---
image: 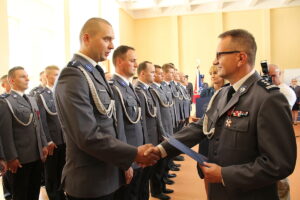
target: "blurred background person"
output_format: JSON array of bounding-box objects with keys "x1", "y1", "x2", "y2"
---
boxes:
[
  {"x1": 29, "y1": 71, "x2": 47, "y2": 96},
  {"x1": 185, "y1": 75, "x2": 193, "y2": 103},
  {"x1": 1, "y1": 75, "x2": 11, "y2": 95},
  {"x1": 290, "y1": 78, "x2": 300, "y2": 125},
  {"x1": 268, "y1": 64, "x2": 296, "y2": 110},
  {"x1": 197, "y1": 65, "x2": 225, "y2": 197}
]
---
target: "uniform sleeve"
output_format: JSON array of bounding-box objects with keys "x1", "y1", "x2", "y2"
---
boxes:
[
  {"x1": 222, "y1": 92, "x2": 297, "y2": 190},
  {"x1": 161, "y1": 119, "x2": 205, "y2": 157},
  {"x1": 0, "y1": 136, "x2": 5, "y2": 160},
  {"x1": 0, "y1": 100, "x2": 18, "y2": 161},
  {"x1": 55, "y1": 67, "x2": 136, "y2": 170}
]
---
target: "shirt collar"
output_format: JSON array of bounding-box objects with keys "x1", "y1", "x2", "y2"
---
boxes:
[
  {"x1": 75, "y1": 52, "x2": 98, "y2": 67},
  {"x1": 46, "y1": 85, "x2": 54, "y2": 92},
  {"x1": 232, "y1": 69, "x2": 255, "y2": 92},
  {"x1": 115, "y1": 73, "x2": 130, "y2": 86},
  {"x1": 153, "y1": 82, "x2": 161, "y2": 87},
  {"x1": 11, "y1": 89, "x2": 24, "y2": 97},
  {"x1": 138, "y1": 80, "x2": 150, "y2": 89}
]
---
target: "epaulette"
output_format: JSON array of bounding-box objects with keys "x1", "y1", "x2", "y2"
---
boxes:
[
  {"x1": 35, "y1": 88, "x2": 45, "y2": 95},
  {"x1": 257, "y1": 79, "x2": 279, "y2": 92},
  {"x1": 135, "y1": 86, "x2": 142, "y2": 90},
  {"x1": 0, "y1": 93, "x2": 10, "y2": 99},
  {"x1": 67, "y1": 60, "x2": 93, "y2": 73},
  {"x1": 108, "y1": 80, "x2": 115, "y2": 85}
]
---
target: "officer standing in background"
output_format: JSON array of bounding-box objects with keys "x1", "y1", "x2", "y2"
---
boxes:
[
  {"x1": 0, "y1": 75, "x2": 12, "y2": 200},
  {"x1": 1, "y1": 75, "x2": 11, "y2": 95},
  {"x1": 111, "y1": 45, "x2": 147, "y2": 200},
  {"x1": 161, "y1": 64, "x2": 177, "y2": 132},
  {"x1": 178, "y1": 72, "x2": 191, "y2": 126},
  {"x1": 36, "y1": 65, "x2": 66, "y2": 200},
  {"x1": 150, "y1": 65, "x2": 175, "y2": 200},
  {"x1": 135, "y1": 61, "x2": 168, "y2": 200},
  {"x1": 29, "y1": 71, "x2": 47, "y2": 96},
  {"x1": 0, "y1": 98, "x2": 8, "y2": 175},
  {"x1": 0, "y1": 66, "x2": 48, "y2": 200}
]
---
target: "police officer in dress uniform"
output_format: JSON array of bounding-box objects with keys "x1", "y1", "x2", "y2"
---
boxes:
[
  {"x1": 147, "y1": 29, "x2": 297, "y2": 200},
  {"x1": 0, "y1": 75, "x2": 13, "y2": 200},
  {"x1": 29, "y1": 71, "x2": 47, "y2": 96},
  {"x1": 134, "y1": 61, "x2": 168, "y2": 200},
  {"x1": 54, "y1": 18, "x2": 158, "y2": 200},
  {"x1": 0, "y1": 66, "x2": 48, "y2": 200},
  {"x1": 150, "y1": 65, "x2": 175, "y2": 200},
  {"x1": 178, "y1": 72, "x2": 192, "y2": 126},
  {"x1": 110, "y1": 45, "x2": 148, "y2": 200},
  {"x1": 0, "y1": 94, "x2": 8, "y2": 176},
  {"x1": 36, "y1": 65, "x2": 66, "y2": 200}
]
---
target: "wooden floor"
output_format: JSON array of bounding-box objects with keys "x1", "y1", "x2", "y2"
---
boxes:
[{"x1": 1, "y1": 125, "x2": 299, "y2": 200}]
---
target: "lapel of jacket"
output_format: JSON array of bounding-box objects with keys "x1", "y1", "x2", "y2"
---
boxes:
[
  {"x1": 218, "y1": 72, "x2": 261, "y2": 118},
  {"x1": 12, "y1": 91, "x2": 31, "y2": 109},
  {"x1": 73, "y1": 55, "x2": 108, "y2": 90}
]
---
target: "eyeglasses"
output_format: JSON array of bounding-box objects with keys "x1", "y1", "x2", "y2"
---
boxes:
[{"x1": 216, "y1": 51, "x2": 241, "y2": 60}]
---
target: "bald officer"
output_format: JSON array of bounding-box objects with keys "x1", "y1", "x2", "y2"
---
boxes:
[
  {"x1": 54, "y1": 18, "x2": 158, "y2": 200},
  {"x1": 0, "y1": 66, "x2": 48, "y2": 200}
]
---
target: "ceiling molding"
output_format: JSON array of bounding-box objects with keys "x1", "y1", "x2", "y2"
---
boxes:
[{"x1": 116, "y1": 0, "x2": 300, "y2": 19}]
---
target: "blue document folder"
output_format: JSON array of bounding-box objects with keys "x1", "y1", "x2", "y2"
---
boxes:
[{"x1": 164, "y1": 136, "x2": 208, "y2": 166}]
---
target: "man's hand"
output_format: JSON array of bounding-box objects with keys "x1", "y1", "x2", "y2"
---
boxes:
[
  {"x1": 199, "y1": 162, "x2": 222, "y2": 183},
  {"x1": 124, "y1": 167, "x2": 133, "y2": 184},
  {"x1": 42, "y1": 147, "x2": 48, "y2": 162},
  {"x1": 7, "y1": 159, "x2": 22, "y2": 174},
  {"x1": 47, "y1": 142, "x2": 57, "y2": 156},
  {"x1": 144, "y1": 146, "x2": 161, "y2": 157},
  {"x1": 0, "y1": 160, "x2": 7, "y2": 176},
  {"x1": 135, "y1": 144, "x2": 160, "y2": 167}
]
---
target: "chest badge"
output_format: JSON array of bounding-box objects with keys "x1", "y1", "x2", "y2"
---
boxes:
[{"x1": 225, "y1": 118, "x2": 232, "y2": 127}]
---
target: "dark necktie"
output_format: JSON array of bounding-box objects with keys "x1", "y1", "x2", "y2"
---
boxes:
[
  {"x1": 129, "y1": 83, "x2": 134, "y2": 91},
  {"x1": 23, "y1": 94, "x2": 30, "y2": 104},
  {"x1": 227, "y1": 86, "x2": 235, "y2": 103},
  {"x1": 95, "y1": 65, "x2": 105, "y2": 79},
  {"x1": 95, "y1": 64, "x2": 110, "y2": 88}
]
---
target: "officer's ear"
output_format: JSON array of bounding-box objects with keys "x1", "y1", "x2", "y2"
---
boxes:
[
  {"x1": 116, "y1": 57, "x2": 123, "y2": 66},
  {"x1": 238, "y1": 52, "x2": 247, "y2": 66}
]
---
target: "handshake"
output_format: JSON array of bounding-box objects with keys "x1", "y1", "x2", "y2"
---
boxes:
[{"x1": 134, "y1": 144, "x2": 162, "y2": 167}]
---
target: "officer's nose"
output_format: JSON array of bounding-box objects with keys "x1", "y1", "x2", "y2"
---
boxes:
[{"x1": 213, "y1": 58, "x2": 219, "y2": 66}]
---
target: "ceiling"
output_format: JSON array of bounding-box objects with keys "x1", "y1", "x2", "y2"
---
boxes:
[{"x1": 116, "y1": 0, "x2": 300, "y2": 18}]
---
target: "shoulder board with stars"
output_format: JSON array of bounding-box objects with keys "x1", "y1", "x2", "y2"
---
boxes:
[
  {"x1": 135, "y1": 86, "x2": 142, "y2": 91},
  {"x1": 0, "y1": 93, "x2": 10, "y2": 99},
  {"x1": 67, "y1": 60, "x2": 93, "y2": 73},
  {"x1": 257, "y1": 79, "x2": 279, "y2": 92},
  {"x1": 108, "y1": 80, "x2": 115, "y2": 85}
]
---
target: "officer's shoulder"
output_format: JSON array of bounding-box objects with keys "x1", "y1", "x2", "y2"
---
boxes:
[
  {"x1": 108, "y1": 80, "x2": 115, "y2": 86},
  {"x1": 0, "y1": 93, "x2": 10, "y2": 99},
  {"x1": 35, "y1": 87, "x2": 46, "y2": 95},
  {"x1": 67, "y1": 60, "x2": 94, "y2": 73},
  {"x1": 135, "y1": 86, "x2": 142, "y2": 91},
  {"x1": 257, "y1": 79, "x2": 279, "y2": 92}
]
